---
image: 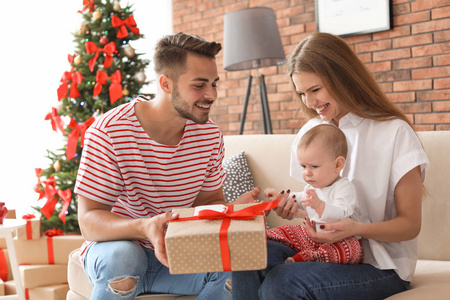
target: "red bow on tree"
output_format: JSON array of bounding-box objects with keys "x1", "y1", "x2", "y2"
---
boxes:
[
  {"x1": 66, "y1": 117, "x2": 96, "y2": 161},
  {"x1": 45, "y1": 107, "x2": 65, "y2": 134},
  {"x1": 93, "y1": 70, "x2": 123, "y2": 104},
  {"x1": 85, "y1": 41, "x2": 116, "y2": 72},
  {"x1": 57, "y1": 71, "x2": 83, "y2": 101},
  {"x1": 111, "y1": 15, "x2": 140, "y2": 38},
  {"x1": 40, "y1": 177, "x2": 58, "y2": 219},
  {"x1": 78, "y1": 0, "x2": 95, "y2": 13},
  {"x1": 57, "y1": 189, "x2": 72, "y2": 224},
  {"x1": 34, "y1": 168, "x2": 45, "y2": 200}
]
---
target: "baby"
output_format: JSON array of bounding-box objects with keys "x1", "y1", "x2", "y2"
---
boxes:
[{"x1": 267, "y1": 124, "x2": 363, "y2": 264}]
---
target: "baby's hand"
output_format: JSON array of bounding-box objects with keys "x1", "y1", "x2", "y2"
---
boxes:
[{"x1": 300, "y1": 189, "x2": 325, "y2": 216}]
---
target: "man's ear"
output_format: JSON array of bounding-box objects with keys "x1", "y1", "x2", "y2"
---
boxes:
[
  {"x1": 335, "y1": 156, "x2": 346, "y2": 173},
  {"x1": 159, "y1": 74, "x2": 172, "y2": 94}
]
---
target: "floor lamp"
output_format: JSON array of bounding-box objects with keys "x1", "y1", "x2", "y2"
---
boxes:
[{"x1": 223, "y1": 7, "x2": 285, "y2": 134}]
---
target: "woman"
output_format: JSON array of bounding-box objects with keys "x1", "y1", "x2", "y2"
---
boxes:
[{"x1": 232, "y1": 32, "x2": 429, "y2": 300}]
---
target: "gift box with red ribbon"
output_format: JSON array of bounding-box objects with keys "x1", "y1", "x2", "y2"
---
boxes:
[
  {"x1": 4, "y1": 280, "x2": 69, "y2": 300},
  {"x1": 19, "y1": 264, "x2": 68, "y2": 289},
  {"x1": 16, "y1": 214, "x2": 42, "y2": 240},
  {"x1": 13, "y1": 234, "x2": 84, "y2": 265},
  {"x1": 165, "y1": 200, "x2": 278, "y2": 274}
]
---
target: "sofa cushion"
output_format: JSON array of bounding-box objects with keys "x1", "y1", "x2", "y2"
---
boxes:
[
  {"x1": 385, "y1": 260, "x2": 450, "y2": 299},
  {"x1": 222, "y1": 151, "x2": 255, "y2": 202}
]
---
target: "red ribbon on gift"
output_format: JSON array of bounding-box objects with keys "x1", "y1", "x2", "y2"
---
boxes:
[
  {"x1": 22, "y1": 214, "x2": 36, "y2": 240},
  {"x1": 47, "y1": 236, "x2": 55, "y2": 264},
  {"x1": 45, "y1": 227, "x2": 64, "y2": 237},
  {"x1": 0, "y1": 249, "x2": 7, "y2": 281},
  {"x1": 93, "y1": 70, "x2": 123, "y2": 103},
  {"x1": 111, "y1": 15, "x2": 140, "y2": 38},
  {"x1": 57, "y1": 71, "x2": 83, "y2": 101},
  {"x1": 45, "y1": 107, "x2": 65, "y2": 133},
  {"x1": 85, "y1": 41, "x2": 116, "y2": 72},
  {"x1": 170, "y1": 199, "x2": 279, "y2": 271},
  {"x1": 66, "y1": 117, "x2": 95, "y2": 160}
]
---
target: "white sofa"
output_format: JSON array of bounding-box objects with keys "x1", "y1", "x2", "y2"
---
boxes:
[{"x1": 67, "y1": 132, "x2": 450, "y2": 300}]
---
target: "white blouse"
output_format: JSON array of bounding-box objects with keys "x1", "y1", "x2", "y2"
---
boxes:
[{"x1": 290, "y1": 113, "x2": 429, "y2": 281}]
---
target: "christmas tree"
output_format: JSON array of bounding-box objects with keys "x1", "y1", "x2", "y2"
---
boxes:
[{"x1": 34, "y1": 0, "x2": 150, "y2": 233}]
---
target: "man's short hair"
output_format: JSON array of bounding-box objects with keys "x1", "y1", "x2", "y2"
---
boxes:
[{"x1": 153, "y1": 32, "x2": 222, "y2": 80}]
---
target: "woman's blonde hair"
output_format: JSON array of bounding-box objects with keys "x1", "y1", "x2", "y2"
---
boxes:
[{"x1": 287, "y1": 32, "x2": 412, "y2": 128}]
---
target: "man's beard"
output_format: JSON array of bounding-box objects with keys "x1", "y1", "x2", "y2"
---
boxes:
[{"x1": 170, "y1": 84, "x2": 212, "y2": 124}]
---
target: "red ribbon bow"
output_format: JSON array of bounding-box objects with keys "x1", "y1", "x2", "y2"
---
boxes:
[
  {"x1": 34, "y1": 168, "x2": 45, "y2": 200},
  {"x1": 111, "y1": 15, "x2": 140, "y2": 38},
  {"x1": 93, "y1": 70, "x2": 123, "y2": 104},
  {"x1": 45, "y1": 107, "x2": 65, "y2": 134},
  {"x1": 170, "y1": 199, "x2": 279, "y2": 271},
  {"x1": 22, "y1": 214, "x2": 37, "y2": 239},
  {"x1": 57, "y1": 189, "x2": 72, "y2": 224},
  {"x1": 78, "y1": 0, "x2": 95, "y2": 13},
  {"x1": 57, "y1": 71, "x2": 83, "y2": 101},
  {"x1": 85, "y1": 41, "x2": 116, "y2": 72},
  {"x1": 171, "y1": 200, "x2": 279, "y2": 223},
  {"x1": 40, "y1": 177, "x2": 58, "y2": 219},
  {"x1": 66, "y1": 117, "x2": 95, "y2": 161},
  {"x1": 44, "y1": 227, "x2": 64, "y2": 237},
  {"x1": 22, "y1": 214, "x2": 36, "y2": 220}
]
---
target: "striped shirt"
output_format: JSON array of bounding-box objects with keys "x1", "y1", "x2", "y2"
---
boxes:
[{"x1": 75, "y1": 97, "x2": 226, "y2": 254}]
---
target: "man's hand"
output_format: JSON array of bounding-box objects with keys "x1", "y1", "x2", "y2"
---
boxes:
[
  {"x1": 233, "y1": 187, "x2": 261, "y2": 204},
  {"x1": 142, "y1": 212, "x2": 179, "y2": 267}
]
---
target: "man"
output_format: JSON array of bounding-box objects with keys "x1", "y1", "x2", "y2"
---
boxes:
[{"x1": 75, "y1": 32, "x2": 259, "y2": 299}]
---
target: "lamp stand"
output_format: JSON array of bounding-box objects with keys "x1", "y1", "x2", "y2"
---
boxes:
[{"x1": 238, "y1": 74, "x2": 273, "y2": 135}]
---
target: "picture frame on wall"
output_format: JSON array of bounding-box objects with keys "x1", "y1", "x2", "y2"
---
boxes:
[{"x1": 315, "y1": 0, "x2": 392, "y2": 37}]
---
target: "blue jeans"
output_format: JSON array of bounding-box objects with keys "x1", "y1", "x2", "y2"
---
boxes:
[
  {"x1": 84, "y1": 241, "x2": 231, "y2": 300},
  {"x1": 232, "y1": 241, "x2": 410, "y2": 300}
]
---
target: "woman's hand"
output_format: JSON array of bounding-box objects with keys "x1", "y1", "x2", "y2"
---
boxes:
[
  {"x1": 304, "y1": 217, "x2": 357, "y2": 244},
  {"x1": 271, "y1": 190, "x2": 301, "y2": 220}
]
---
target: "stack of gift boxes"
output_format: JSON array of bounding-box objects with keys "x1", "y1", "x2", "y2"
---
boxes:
[{"x1": 0, "y1": 210, "x2": 84, "y2": 300}]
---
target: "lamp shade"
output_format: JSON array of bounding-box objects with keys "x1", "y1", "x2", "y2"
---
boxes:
[{"x1": 223, "y1": 7, "x2": 285, "y2": 71}]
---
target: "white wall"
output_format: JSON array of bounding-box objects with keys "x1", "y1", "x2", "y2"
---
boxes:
[{"x1": 0, "y1": 0, "x2": 172, "y2": 216}]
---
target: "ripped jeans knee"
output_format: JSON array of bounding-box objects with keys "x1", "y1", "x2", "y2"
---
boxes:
[{"x1": 108, "y1": 275, "x2": 139, "y2": 296}]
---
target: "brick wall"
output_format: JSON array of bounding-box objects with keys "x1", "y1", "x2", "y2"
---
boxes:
[{"x1": 172, "y1": 0, "x2": 450, "y2": 134}]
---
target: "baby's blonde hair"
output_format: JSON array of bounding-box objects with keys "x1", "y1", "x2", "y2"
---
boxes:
[{"x1": 298, "y1": 124, "x2": 347, "y2": 159}]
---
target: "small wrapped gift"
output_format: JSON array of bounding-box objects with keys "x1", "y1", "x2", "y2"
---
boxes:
[
  {"x1": 14, "y1": 234, "x2": 84, "y2": 265},
  {"x1": 4, "y1": 281, "x2": 69, "y2": 300},
  {"x1": 165, "y1": 200, "x2": 278, "y2": 274},
  {"x1": 27, "y1": 284, "x2": 69, "y2": 300},
  {"x1": 16, "y1": 214, "x2": 42, "y2": 240},
  {"x1": 19, "y1": 264, "x2": 68, "y2": 289}
]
